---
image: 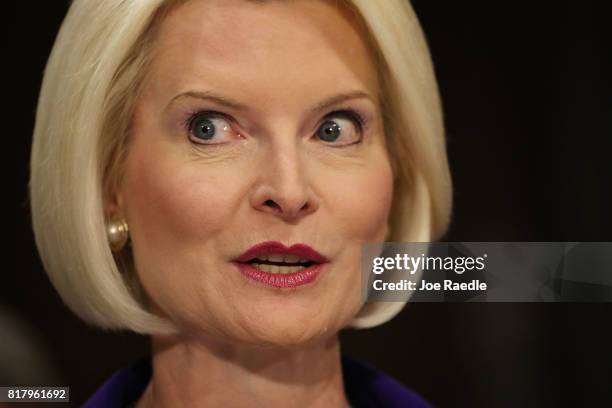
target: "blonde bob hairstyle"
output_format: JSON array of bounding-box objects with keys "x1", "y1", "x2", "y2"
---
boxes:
[{"x1": 30, "y1": 0, "x2": 452, "y2": 336}]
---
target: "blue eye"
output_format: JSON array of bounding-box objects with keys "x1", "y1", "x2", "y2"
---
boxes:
[
  {"x1": 187, "y1": 112, "x2": 232, "y2": 144},
  {"x1": 192, "y1": 116, "x2": 215, "y2": 140},
  {"x1": 318, "y1": 120, "x2": 342, "y2": 142},
  {"x1": 316, "y1": 112, "x2": 363, "y2": 146}
]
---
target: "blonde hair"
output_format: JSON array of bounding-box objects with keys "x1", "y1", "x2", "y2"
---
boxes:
[{"x1": 29, "y1": 0, "x2": 452, "y2": 335}]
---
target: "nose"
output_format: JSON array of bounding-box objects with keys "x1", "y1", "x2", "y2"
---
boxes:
[{"x1": 250, "y1": 138, "x2": 318, "y2": 223}]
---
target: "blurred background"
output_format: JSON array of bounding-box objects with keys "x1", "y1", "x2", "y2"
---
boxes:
[{"x1": 10, "y1": 0, "x2": 612, "y2": 406}]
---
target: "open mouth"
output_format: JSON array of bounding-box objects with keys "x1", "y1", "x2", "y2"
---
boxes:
[
  {"x1": 234, "y1": 241, "x2": 328, "y2": 286},
  {"x1": 245, "y1": 254, "x2": 317, "y2": 274}
]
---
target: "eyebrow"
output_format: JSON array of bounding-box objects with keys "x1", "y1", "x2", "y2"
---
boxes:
[
  {"x1": 167, "y1": 90, "x2": 375, "y2": 113},
  {"x1": 311, "y1": 91, "x2": 375, "y2": 113},
  {"x1": 167, "y1": 91, "x2": 248, "y2": 111}
]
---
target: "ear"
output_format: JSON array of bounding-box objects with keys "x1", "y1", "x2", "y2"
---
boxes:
[{"x1": 104, "y1": 182, "x2": 126, "y2": 217}]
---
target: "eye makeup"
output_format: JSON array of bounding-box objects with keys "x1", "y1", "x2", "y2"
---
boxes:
[{"x1": 167, "y1": 97, "x2": 378, "y2": 148}]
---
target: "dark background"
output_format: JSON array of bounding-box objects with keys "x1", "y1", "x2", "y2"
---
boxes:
[{"x1": 10, "y1": 1, "x2": 612, "y2": 407}]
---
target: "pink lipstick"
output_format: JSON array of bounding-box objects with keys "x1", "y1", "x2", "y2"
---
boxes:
[{"x1": 233, "y1": 241, "x2": 329, "y2": 288}]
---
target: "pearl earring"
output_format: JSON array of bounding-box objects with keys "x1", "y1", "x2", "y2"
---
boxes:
[{"x1": 106, "y1": 217, "x2": 129, "y2": 252}]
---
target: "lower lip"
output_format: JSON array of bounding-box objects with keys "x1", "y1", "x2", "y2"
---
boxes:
[{"x1": 233, "y1": 262, "x2": 326, "y2": 288}]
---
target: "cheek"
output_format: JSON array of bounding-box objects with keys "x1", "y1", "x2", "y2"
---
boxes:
[
  {"x1": 325, "y1": 153, "x2": 393, "y2": 241},
  {"x1": 119, "y1": 137, "x2": 250, "y2": 326},
  {"x1": 120, "y1": 140, "x2": 237, "y2": 257}
]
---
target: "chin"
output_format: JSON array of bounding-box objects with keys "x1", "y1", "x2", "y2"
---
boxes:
[
  {"x1": 221, "y1": 289, "x2": 361, "y2": 348},
  {"x1": 233, "y1": 312, "x2": 342, "y2": 349}
]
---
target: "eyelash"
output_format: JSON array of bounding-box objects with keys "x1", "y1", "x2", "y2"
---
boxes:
[
  {"x1": 183, "y1": 110, "x2": 230, "y2": 134},
  {"x1": 182, "y1": 108, "x2": 367, "y2": 143},
  {"x1": 326, "y1": 109, "x2": 366, "y2": 136}
]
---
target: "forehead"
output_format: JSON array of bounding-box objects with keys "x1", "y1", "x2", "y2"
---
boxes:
[{"x1": 148, "y1": 0, "x2": 380, "y2": 108}]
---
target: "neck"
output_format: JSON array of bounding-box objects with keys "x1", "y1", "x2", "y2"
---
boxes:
[{"x1": 136, "y1": 332, "x2": 351, "y2": 408}]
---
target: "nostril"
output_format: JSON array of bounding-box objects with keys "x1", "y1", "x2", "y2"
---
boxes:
[
  {"x1": 264, "y1": 199, "x2": 280, "y2": 211},
  {"x1": 260, "y1": 198, "x2": 313, "y2": 218}
]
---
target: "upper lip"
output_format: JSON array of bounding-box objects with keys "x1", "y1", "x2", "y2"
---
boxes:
[{"x1": 234, "y1": 241, "x2": 329, "y2": 264}]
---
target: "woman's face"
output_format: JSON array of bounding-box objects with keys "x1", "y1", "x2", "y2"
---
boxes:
[{"x1": 117, "y1": 0, "x2": 393, "y2": 346}]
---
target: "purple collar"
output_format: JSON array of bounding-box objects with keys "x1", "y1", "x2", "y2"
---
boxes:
[{"x1": 83, "y1": 355, "x2": 432, "y2": 408}]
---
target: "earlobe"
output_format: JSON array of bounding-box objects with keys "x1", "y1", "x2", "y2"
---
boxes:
[
  {"x1": 104, "y1": 186, "x2": 130, "y2": 252},
  {"x1": 105, "y1": 185, "x2": 125, "y2": 217}
]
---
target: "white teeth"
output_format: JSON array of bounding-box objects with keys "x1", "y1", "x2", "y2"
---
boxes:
[
  {"x1": 255, "y1": 254, "x2": 309, "y2": 264},
  {"x1": 251, "y1": 264, "x2": 307, "y2": 274},
  {"x1": 267, "y1": 254, "x2": 284, "y2": 263},
  {"x1": 257, "y1": 263, "x2": 272, "y2": 273},
  {"x1": 283, "y1": 254, "x2": 300, "y2": 263}
]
